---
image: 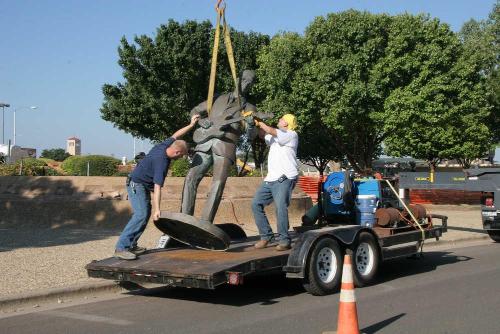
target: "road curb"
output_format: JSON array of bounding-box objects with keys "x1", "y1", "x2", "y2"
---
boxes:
[
  {"x1": 0, "y1": 280, "x2": 122, "y2": 313},
  {"x1": 425, "y1": 233, "x2": 491, "y2": 247}
]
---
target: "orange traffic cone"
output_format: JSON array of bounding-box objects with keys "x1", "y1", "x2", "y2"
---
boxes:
[
  {"x1": 323, "y1": 254, "x2": 361, "y2": 334},
  {"x1": 337, "y1": 254, "x2": 360, "y2": 333}
]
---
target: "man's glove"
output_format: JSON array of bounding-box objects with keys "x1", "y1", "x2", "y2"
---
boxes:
[{"x1": 244, "y1": 115, "x2": 255, "y2": 127}]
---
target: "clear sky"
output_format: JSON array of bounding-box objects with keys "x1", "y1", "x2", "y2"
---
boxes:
[{"x1": 0, "y1": 0, "x2": 496, "y2": 159}]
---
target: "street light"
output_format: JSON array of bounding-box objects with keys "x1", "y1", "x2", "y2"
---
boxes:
[
  {"x1": 133, "y1": 136, "x2": 136, "y2": 159},
  {"x1": 0, "y1": 102, "x2": 11, "y2": 144},
  {"x1": 13, "y1": 106, "x2": 37, "y2": 146}
]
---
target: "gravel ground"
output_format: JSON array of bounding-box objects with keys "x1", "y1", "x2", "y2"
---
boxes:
[
  {"x1": 0, "y1": 222, "x2": 262, "y2": 297},
  {"x1": 0, "y1": 205, "x2": 484, "y2": 298}
]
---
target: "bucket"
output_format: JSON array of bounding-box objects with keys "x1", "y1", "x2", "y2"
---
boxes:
[{"x1": 355, "y1": 195, "x2": 378, "y2": 227}]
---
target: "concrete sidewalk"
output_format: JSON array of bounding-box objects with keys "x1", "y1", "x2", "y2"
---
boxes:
[{"x1": 0, "y1": 204, "x2": 490, "y2": 312}]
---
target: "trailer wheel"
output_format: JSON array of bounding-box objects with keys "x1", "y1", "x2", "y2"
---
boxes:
[
  {"x1": 487, "y1": 230, "x2": 500, "y2": 242},
  {"x1": 303, "y1": 237, "x2": 343, "y2": 296},
  {"x1": 352, "y1": 232, "x2": 380, "y2": 287}
]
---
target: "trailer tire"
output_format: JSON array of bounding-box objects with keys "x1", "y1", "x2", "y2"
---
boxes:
[
  {"x1": 487, "y1": 230, "x2": 500, "y2": 242},
  {"x1": 303, "y1": 237, "x2": 343, "y2": 296},
  {"x1": 352, "y1": 232, "x2": 380, "y2": 287}
]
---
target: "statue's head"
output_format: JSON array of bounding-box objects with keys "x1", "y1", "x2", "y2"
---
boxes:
[{"x1": 239, "y1": 70, "x2": 256, "y2": 95}]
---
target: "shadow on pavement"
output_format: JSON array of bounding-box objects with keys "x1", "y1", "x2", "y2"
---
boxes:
[
  {"x1": 0, "y1": 228, "x2": 122, "y2": 251},
  {"x1": 376, "y1": 250, "x2": 473, "y2": 284},
  {"x1": 362, "y1": 313, "x2": 406, "y2": 334},
  {"x1": 126, "y1": 272, "x2": 305, "y2": 306},
  {"x1": 0, "y1": 177, "x2": 130, "y2": 250}
]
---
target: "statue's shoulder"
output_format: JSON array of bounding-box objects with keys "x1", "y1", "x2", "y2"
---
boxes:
[{"x1": 214, "y1": 92, "x2": 229, "y2": 101}]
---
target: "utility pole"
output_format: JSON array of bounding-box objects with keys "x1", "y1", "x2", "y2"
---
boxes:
[
  {"x1": 0, "y1": 102, "x2": 11, "y2": 144},
  {"x1": 13, "y1": 106, "x2": 37, "y2": 146}
]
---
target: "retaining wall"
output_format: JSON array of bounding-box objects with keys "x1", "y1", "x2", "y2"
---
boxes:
[{"x1": 0, "y1": 176, "x2": 312, "y2": 229}]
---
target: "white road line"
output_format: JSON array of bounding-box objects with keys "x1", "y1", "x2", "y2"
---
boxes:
[{"x1": 43, "y1": 310, "x2": 133, "y2": 326}]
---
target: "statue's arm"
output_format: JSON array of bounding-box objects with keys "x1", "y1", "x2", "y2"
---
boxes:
[
  {"x1": 190, "y1": 101, "x2": 208, "y2": 118},
  {"x1": 190, "y1": 101, "x2": 212, "y2": 129}
]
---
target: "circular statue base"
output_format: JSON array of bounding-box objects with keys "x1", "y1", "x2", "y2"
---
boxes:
[{"x1": 154, "y1": 212, "x2": 231, "y2": 250}]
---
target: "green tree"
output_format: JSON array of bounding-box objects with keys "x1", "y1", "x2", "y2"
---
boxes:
[
  {"x1": 41, "y1": 148, "x2": 70, "y2": 161},
  {"x1": 15, "y1": 158, "x2": 47, "y2": 176},
  {"x1": 256, "y1": 32, "x2": 344, "y2": 173},
  {"x1": 257, "y1": 14, "x2": 393, "y2": 173},
  {"x1": 61, "y1": 155, "x2": 120, "y2": 176},
  {"x1": 300, "y1": 12, "x2": 397, "y2": 173},
  {"x1": 384, "y1": 15, "x2": 491, "y2": 170},
  {"x1": 460, "y1": 1, "x2": 500, "y2": 143},
  {"x1": 170, "y1": 157, "x2": 190, "y2": 177},
  {"x1": 297, "y1": 119, "x2": 344, "y2": 175},
  {"x1": 101, "y1": 19, "x2": 269, "y2": 142},
  {"x1": 215, "y1": 30, "x2": 270, "y2": 101},
  {"x1": 101, "y1": 20, "x2": 212, "y2": 142},
  {"x1": 258, "y1": 11, "x2": 491, "y2": 172}
]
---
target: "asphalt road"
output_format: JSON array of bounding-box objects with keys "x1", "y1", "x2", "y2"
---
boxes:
[{"x1": 1, "y1": 240, "x2": 499, "y2": 334}]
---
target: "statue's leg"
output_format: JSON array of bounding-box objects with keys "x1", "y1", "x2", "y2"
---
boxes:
[
  {"x1": 201, "y1": 154, "x2": 232, "y2": 222},
  {"x1": 181, "y1": 151, "x2": 213, "y2": 216}
]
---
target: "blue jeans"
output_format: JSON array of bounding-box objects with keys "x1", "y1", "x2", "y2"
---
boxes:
[
  {"x1": 252, "y1": 178, "x2": 296, "y2": 245},
  {"x1": 116, "y1": 181, "x2": 151, "y2": 251}
]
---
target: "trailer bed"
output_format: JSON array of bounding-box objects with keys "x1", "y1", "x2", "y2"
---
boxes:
[
  {"x1": 87, "y1": 218, "x2": 447, "y2": 291},
  {"x1": 86, "y1": 236, "x2": 291, "y2": 289}
]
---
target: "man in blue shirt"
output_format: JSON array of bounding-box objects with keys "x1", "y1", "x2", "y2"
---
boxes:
[{"x1": 115, "y1": 115, "x2": 199, "y2": 260}]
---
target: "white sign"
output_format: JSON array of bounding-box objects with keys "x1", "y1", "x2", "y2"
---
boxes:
[{"x1": 0, "y1": 144, "x2": 9, "y2": 156}]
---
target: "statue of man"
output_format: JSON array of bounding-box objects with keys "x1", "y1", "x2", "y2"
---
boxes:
[{"x1": 181, "y1": 69, "x2": 257, "y2": 222}]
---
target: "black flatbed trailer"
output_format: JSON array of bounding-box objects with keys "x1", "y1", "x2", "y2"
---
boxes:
[
  {"x1": 399, "y1": 169, "x2": 500, "y2": 242},
  {"x1": 87, "y1": 235, "x2": 291, "y2": 289},
  {"x1": 86, "y1": 214, "x2": 447, "y2": 295}
]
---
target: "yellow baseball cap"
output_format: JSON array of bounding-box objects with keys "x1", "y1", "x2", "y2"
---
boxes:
[{"x1": 282, "y1": 114, "x2": 297, "y2": 130}]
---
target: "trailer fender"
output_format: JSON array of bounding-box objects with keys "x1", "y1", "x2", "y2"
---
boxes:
[{"x1": 284, "y1": 226, "x2": 368, "y2": 279}]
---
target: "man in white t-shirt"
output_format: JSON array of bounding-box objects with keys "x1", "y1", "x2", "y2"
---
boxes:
[{"x1": 252, "y1": 114, "x2": 299, "y2": 251}]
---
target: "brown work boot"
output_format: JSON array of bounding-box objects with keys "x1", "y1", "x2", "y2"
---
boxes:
[
  {"x1": 276, "y1": 243, "x2": 291, "y2": 251},
  {"x1": 254, "y1": 240, "x2": 269, "y2": 249},
  {"x1": 130, "y1": 246, "x2": 147, "y2": 255}
]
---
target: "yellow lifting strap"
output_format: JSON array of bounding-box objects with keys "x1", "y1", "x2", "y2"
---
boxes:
[{"x1": 207, "y1": 0, "x2": 240, "y2": 115}]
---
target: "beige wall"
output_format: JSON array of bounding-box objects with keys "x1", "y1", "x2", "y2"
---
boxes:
[{"x1": 0, "y1": 176, "x2": 312, "y2": 229}]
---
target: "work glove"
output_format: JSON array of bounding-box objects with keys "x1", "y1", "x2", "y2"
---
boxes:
[{"x1": 244, "y1": 115, "x2": 255, "y2": 127}]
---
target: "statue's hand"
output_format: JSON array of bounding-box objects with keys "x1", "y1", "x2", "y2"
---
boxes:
[
  {"x1": 198, "y1": 118, "x2": 213, "y2": 129},
  {"x1": 191, "y1": 108, "x2": 208, "y2": 119}
]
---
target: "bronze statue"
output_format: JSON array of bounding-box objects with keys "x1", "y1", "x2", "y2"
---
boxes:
[{"x1": 181, "y1": 69, "x2": 260, "y2": 223}]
